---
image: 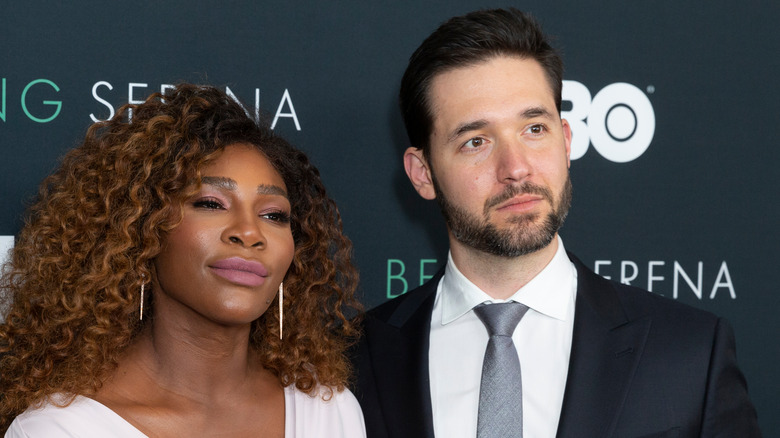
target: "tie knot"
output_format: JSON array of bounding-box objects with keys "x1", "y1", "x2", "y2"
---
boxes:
[{"x1": 474, "y1": 302, "x2": 529, "y2": 337}]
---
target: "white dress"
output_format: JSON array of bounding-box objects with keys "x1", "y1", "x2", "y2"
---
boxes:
[{"x1": 6, "y1": 385, "x2": 366, "y2": 437}]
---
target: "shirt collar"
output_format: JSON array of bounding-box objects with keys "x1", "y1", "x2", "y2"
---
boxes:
[{"x1": 440, "y1": 236, "x2": 576, "y2": 325}]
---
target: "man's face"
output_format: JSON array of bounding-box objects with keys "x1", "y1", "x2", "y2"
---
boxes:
[{"x1": 406, "y1": 56, "x2": 572, "y2": 258}]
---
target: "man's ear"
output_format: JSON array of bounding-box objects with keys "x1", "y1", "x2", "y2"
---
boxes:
[
  {"x1": 403, "y1": 147, "x2": 436, "y2": 200},
  {"x1": 562, "y1": 118, "x2": 572, "y2": 168}
]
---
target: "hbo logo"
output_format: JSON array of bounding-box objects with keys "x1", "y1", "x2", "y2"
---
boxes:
[{"x1": 563, "y1": 81, "x2": 656, "y2": 163}]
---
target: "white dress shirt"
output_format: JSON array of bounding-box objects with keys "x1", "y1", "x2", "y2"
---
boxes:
[{"x1": 429, "y1": 237, "x2": 577, "y2": 438}]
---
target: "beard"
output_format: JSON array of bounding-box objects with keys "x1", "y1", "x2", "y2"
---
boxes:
[{"x1": 434, "y1": 175, "x2": 572, "y2": 258}]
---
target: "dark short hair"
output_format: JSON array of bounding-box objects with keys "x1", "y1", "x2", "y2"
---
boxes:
[{"x1": 399, "y1": 8, "x2": 563, "y2": 158}]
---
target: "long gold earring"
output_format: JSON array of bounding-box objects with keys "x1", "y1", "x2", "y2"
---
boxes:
[
  {"x1": 278, "y1": 282, "x2": 283, "y2": 340},
  {"x1": 139, "y1": 278, "x2": 145, "y2": 321}
]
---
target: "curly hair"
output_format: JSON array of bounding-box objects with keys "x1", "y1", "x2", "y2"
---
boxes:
[{"x1": 0, "y1": 84, "x2": 361, "y2": 430}]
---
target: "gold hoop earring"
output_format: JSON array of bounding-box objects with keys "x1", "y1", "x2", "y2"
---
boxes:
[{"x1": 278, "y1": 281, "x2": 283, "y2": 340}]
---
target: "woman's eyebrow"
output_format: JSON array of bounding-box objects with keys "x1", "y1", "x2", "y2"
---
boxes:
[
  {"x1": 257, "y1": 184, "x2": 288, "y2": 198},
  {"x1": 201, "y1": 177, "x2": 288, "y2": 198},
  {"x1": 201, "y1": 176, "x2": 236, "y2": 190}
]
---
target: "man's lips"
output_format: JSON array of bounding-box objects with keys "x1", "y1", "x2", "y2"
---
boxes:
[
  {"x1": 495, "y1": 195, "x2": 544, "y2": 212},
  {"x1": 209, "y1": 257, "x2": 268, "y2": 287},
  {"x1": 483, "y1": 182, "x2": 553, "y2": 215}
]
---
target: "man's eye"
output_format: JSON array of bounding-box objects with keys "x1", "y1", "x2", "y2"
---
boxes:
[
  {"x1": 464, "y1": 137, "x2": 484, "y2": 148},
  {"x1": 529, "y1": 124, "x2": 546, "y2": 135}
]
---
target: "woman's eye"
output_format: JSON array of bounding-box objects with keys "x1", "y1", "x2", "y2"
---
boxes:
[
  {"x1": 193, "y1": 198, "x2": 224, "y2": 210},
  {"x1": 463, "y1": 137, "x2": 485, "y2": 148},
  {"x1": 263, "y1": 211, "x2": 291, "y2": 224}
]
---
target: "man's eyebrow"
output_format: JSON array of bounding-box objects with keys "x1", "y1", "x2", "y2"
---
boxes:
[
  {"x1": 446, "y1": 106, "x2": 555, "y2": 143},
  {"x1": 201, "y1": 177, "x2": 288, "y2": 199},
  {"x1": 522, "y1": 106, "x2": 554, "y2": 119},
  {"x1": 448, "y1": 119, "x2": 488, "y2": 143}
]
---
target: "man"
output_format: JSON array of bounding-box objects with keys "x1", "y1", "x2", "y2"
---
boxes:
[{"x1": 351, "y1": 8, "x2": 760, "y2": 438}]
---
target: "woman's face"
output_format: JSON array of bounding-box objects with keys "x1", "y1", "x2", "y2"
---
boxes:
[{"x1": 153, "y1": 143, "x2": 295, "y2": 326}]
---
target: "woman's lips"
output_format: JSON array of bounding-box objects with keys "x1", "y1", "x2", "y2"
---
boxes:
[{"x1": 209, "y1": 257, "x2": 268, "y2": 287}]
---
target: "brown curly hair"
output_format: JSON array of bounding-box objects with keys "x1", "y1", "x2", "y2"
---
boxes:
[{"x1": 0, "y1": 84, "x2": 361, "y2": 430}]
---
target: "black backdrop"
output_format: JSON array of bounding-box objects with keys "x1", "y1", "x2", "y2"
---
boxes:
[{"x1": 2, "y1": 1, "x2": 778, "y2": 434}]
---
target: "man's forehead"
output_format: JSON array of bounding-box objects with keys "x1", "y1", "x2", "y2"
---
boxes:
[
  {"x1": 428, "y1": 56, "x2": 557, "y2": 128},
  {"x1": 430, "y1": 55, "x2": 551, "y2": 89}
]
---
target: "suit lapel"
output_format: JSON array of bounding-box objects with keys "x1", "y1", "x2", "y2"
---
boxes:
[
  {"x1": 367, "y1": 256, "x2": 651, "y2": 438},
  {"x1": 368, "y1": 271, "x2": 441, "y2": 438},
  {"x1": 556, "y1": 255, "x2": 652, "y2": 438}
]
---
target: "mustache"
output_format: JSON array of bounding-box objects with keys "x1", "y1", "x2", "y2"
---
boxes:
[{"x1": 483, "y1": 182, "x2": 554, "y2": 215}]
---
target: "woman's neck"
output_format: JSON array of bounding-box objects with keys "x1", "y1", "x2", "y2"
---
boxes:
[{"x1": 93, "y1": 302, "x2": 284, "y2": 437}]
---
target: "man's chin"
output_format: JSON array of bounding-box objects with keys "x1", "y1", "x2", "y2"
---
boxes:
[{"x1": 491, "y1": 211, "x2": 542, "y2": 228}]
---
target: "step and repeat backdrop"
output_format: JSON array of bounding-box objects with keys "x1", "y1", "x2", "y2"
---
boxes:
[{"x1": 2, "y1": 1, "x2": 778, "y2": 433}]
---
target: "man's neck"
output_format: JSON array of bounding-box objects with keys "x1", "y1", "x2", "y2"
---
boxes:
[{"x1": 449, "y1": 234, "x2": 560, "y2": 300}]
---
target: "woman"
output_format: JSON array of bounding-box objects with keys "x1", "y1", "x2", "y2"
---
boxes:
[{"x1": 0, "y1": 84, "x2": 365, "y2": 437}]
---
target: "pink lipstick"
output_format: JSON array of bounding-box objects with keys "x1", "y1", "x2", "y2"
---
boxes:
[{"x1": 209, "y1": 257, "x2": 268, "y2": 287}]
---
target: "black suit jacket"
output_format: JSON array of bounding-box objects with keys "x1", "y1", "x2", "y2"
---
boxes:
[{"x1": 351, "y1": 253, "x2": 760, "y2": 438}]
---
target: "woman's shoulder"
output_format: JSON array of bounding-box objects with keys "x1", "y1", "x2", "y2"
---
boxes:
[
  {"x1": 6, "y1": 394, "x2": 147, "y2": 438},
  {"x1": 284, "y1": 385, "x2": 366, "y2": 438}
]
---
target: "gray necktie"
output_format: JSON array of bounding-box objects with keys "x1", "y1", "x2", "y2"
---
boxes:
[{"x1": 474, "y1": 302, "x2": 529, "y2": 438}]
